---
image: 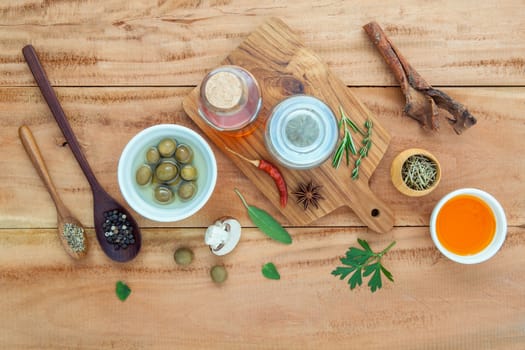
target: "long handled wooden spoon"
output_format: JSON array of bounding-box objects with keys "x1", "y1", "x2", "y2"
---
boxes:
[
  {"x1": 19, "y1": 125, "x2": 87, "y2": 259},
  {"x1": 22, "y1": 45, "x2": 142, "y2": 262}
]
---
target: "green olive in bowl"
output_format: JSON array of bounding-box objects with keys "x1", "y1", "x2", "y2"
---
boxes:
[
  {"x1": 180, "y1": 164, "x2": 198, "y2": 181},
  {"x1": 154, "y1": 185, "x2": 174, "y2": 204},
  {"x1": 158, "y1": 138, "x2": 177, "y2": 157},
  {"x1": 119, "y1": 124, "x2": 217, "y2": 221},
  {"x1": 145, "y1": 146, "x2": 161, "y2": 164},
  {"x1": 178, "y1": 181, "x2": 197, "y2": 201},
  {"x1": 135, "y1": 165, "x2": 152, "y2": 186},
  {"x1": 175, "y1": 144, "x2": 193, "y2": 164},
  {"x1": 155, "y1": 161, "x2": 179, "y2": 182}
]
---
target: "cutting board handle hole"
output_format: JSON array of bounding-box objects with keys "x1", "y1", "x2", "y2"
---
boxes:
[{"x1": 371, "y1": 208, "x2": 380, "y2": 217}]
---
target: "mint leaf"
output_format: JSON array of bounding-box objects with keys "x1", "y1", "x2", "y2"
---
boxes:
[
  {"x1": 262, "y1": 262, "x2": 281, "y2": 280},
  {"x1": 116, "y1": 281, "x2": 131, "y2": 301}
]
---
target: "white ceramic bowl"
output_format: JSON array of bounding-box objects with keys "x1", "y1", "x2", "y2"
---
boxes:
[
  {"x1": 430, "y1": 188, "x2": 507, "y2": 264},
  {"x1": 118, "y1": 124, "x2": 217, "y2": 222}
]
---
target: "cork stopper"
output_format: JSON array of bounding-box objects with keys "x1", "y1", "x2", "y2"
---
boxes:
[{"x1": 204, "y1": 71, "x2": 244, "y2": 110}]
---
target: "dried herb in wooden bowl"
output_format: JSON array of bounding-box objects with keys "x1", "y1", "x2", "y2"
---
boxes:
[{"x1": 402, "y1": 154, "x2": 438, "y2": 191}]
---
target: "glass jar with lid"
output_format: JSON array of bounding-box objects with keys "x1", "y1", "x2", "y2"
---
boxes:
[
  {"x1": 198, "y1": 65, "x2": 262, "y2": 137},
  {"x1": 264, "y1": 95, "x2": 338, "y2": 170}
]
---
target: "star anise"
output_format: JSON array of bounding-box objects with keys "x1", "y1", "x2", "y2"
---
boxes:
[{"x1": 293, "y1": 181, "x2": 324, "y2": 210}]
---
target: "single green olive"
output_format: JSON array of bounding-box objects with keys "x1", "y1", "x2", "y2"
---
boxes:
[
  {"x1": 180, "y1": 164, "x2": 198, "y2": 181},
  {"x1": 175, "y1": 144, "x2": 193, "y2": 164},
  {"x1": 210, "y1": 265, "x2": 228, "y2": 284},
  {"x1": 174, "y1": 247, "x2": 194, "y2": 266},
  {"x1": 158, "y1": 138, "x2": 177, "y2": 157},
  {"x1": 178, "y1": 181, "x2": 197, "y2": 201},
  {"x1": 155, "y1": 161, "x2": 178, "y2": 182},
  {"x1": 135, "y1": 165, "x2": 152, "y2": 186},
  {"x1": 145, "y1": 146, "x2": 160, "y2": 164},
  {"x1": 154, "y1": 185, "x2": 174, "y2": 204}
]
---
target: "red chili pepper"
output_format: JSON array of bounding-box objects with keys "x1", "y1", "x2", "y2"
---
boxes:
[{"x1": 226, "y1": 147, "x2": 288, "y2": 208}]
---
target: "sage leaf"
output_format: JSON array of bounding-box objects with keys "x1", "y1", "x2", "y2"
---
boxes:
[
  {"x1": 262, "y1": 262, "x2": 281, "y2": 280},
  {"x1": 235, "y1": 189, "x2": 292, "y2": 244},
  {"x1": 116, "y1": 280, "x2": 131, "y2": 301}
]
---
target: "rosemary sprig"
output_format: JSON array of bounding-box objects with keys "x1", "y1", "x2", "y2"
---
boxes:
[
  {"x1": 332, "y1": 106, "x2": 373, "y2": 180},
  {"x1": 351, "y1": 119, "x2": 373, "y2": 180},
  {"x1": 331, "y1": 239, "x2": 396, "y2": 293},
  {"x1": 332, "y1": 106, "x2": 358, "y2": 169}
]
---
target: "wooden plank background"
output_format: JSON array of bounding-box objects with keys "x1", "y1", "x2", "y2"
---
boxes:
[{"x1": 1, "y1": 0, "x2": 524, "y2": 349}]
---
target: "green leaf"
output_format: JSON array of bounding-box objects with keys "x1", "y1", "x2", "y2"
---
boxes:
[
  {"x1": 331, "y1": 266, "x2": 356, "y2": 279},
  {"x1": 332, "y1": 239, "x2": 395, "y2": 293},
  {"x1": 357, "y1": 238, "x2": 373, "y2": 253},
  {"x1": 248, "y1": 205, "x2": 292, "y2": 244},
  {"x1": 363, "y1": 262, "x2": 380, "y2": 277},
  {"x1": 348, "y1": 268, "x2": 363, "y2": 289},
  {"x1": 342, "y1": 248, "x2": 371, "y2": 266},
  {"x1": 346, "y1": 131, "x2": 357, "y2": 155},
  {"x1": 235, "y1": 189, "x2": 292, "y2": 244},
  {"x1": 351, "y1": 167, "x2": 359, "y2": 180},
  {"x1": 381, "y1": 265, "x2": 394, "y2": 282},
  {"x1": 116, "y1": 281, "x2": 131, "y2": 301},
  {"x1": 262, "y1": 262, "x2": 281, "y2": 280},
  {"x1": 368, "y1": 268, "x2": 383, "y2": 293}
]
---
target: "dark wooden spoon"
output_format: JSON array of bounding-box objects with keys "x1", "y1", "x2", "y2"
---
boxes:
[{"x1": 22, "y1": 45, "x2": 141, "y2": 262}]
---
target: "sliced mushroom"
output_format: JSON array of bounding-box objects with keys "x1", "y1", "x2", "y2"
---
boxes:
[{"x1": 204, "y1": 217, "x2": 241, "y2": 256}]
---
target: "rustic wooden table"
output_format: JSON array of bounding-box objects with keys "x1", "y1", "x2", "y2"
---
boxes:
[{"x1": 1, "y1": 1, "x2": 524, "y2": 349}]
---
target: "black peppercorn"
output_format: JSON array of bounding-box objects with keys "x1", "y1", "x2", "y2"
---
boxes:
[{"x1": 103, "y1": 209, "x2": 136, "y2": 250}]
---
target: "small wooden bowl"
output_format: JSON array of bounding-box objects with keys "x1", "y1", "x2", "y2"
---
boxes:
[{"x1": 390, "y1": 148, "x2": 441, "y2": 197}]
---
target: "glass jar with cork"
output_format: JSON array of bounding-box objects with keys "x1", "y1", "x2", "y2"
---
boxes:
[{"x1": 198, "y1": 65, "x2": 262, "y2": 136}]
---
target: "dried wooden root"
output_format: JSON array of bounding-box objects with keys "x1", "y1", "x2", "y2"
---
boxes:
[{"x1": 363, "y1": 21, "x2": 477, "y2": 134}]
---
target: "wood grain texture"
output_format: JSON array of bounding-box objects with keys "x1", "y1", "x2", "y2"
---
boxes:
[
  {"x1": 2, "y1": 86, "x2": 524, "y2": 229},
  {"x1": 184, "y1": 18, "x2": 394, "y2": 233},
  {"x1": 1, "y1": 1, "x2": 524, "y2": 86},
  {"x1": 1, "y1": 2, "x2": 525, "y2": 347},
  {"x1": 0, "y1": 226, "x2": 524, "y2": 349}
]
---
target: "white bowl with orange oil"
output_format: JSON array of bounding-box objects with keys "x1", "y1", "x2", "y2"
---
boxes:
[{"x1": 430, "y1": 188, "x2": 507, "y2": 264}]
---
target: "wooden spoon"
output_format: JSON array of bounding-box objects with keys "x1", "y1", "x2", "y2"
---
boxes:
[
  {"x1": 19, "y1": 125, "x2": 87, "y2": 260},
  {"x1": 22, "y1": 45, "x2": 142, "y2": 263}
]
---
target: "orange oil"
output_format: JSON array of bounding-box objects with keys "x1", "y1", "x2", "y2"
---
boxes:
[{"x1": 436, "y1": 194, "x2": 496, "y2": 255}]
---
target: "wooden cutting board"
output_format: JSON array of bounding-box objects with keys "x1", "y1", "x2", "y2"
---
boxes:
[{"x1": 183, "y1": 18, "x2": 394, "y2": 233}]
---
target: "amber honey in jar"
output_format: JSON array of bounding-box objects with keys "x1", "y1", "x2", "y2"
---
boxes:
[{"x1": 198, "y1": 66, "x2": 262, "y2": 136}]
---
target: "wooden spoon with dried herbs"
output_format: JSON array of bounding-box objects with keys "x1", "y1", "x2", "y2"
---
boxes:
[{"x1": 19, "y1": 125, "x2": 87, "y2": 259}]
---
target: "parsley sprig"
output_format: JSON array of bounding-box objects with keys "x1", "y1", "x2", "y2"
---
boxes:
[{"x1": 331, "y1": 239, "x2": 395, "y2": 293}]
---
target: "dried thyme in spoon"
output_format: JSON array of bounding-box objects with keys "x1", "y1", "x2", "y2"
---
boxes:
[{"x1": 401, "y1": 154, "x2": 437, "y2": 191}]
